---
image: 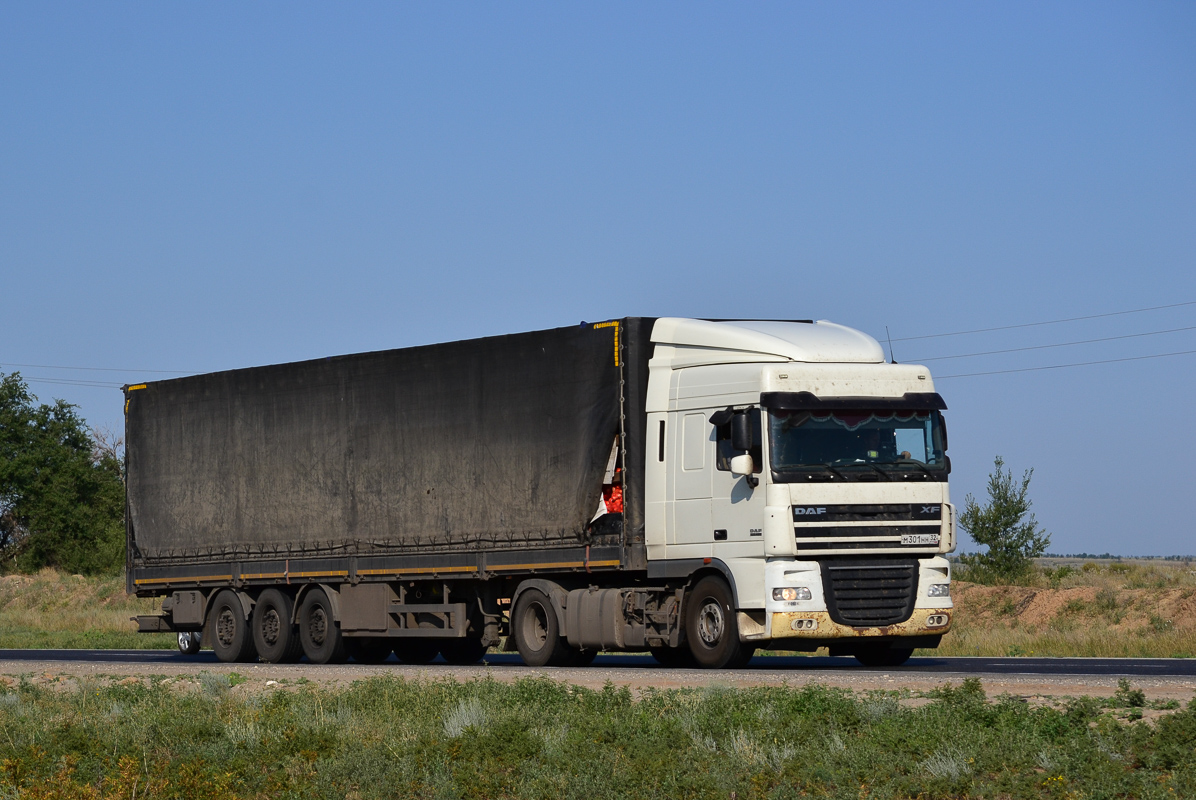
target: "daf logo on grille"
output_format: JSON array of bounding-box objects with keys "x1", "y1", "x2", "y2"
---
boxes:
[
  {"x1": 921, "y1": 506, "x2": 940, "y2": 514},
  {"x1": 794, "y1": 507, "x2": 827, "y2": 515}
]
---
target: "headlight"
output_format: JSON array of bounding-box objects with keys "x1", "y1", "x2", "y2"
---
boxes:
[
  {"x1": 926, "y1": 583, "x2": 950, "y2": 598},
  {"x1": 772, "y1": 587, "x2": 812, "y2": 601}
]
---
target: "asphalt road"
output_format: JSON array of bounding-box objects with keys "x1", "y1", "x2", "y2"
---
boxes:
[{"x1": 2, "y1": 649, "x2": 1194, "y2": 678}]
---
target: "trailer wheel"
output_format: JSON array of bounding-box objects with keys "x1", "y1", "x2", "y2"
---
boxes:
[
  {"x1": 684, "y1": 577, "x2": 754, "y2": 669},
  {"x1": 298, "y1": 588, "x2": 347, "y2": 664},
  {"x1": 177, "y1": 631, "x2": 202, "y2": 655},
  {"x1": 853, "y1": 646, "x2": 913, "y2": 668},
  {"x1": 252, "y1": 589, "x2": 303, "y2": 663},
  {"x1": 512, "y1": 588, "x2": 570, "y2": 667},
  {"x1": 439, "y1": 637, "x2": 488, "y2": 665},
  {"x1": 210, "y1": 590, "x2": 258, "y2": 663}
]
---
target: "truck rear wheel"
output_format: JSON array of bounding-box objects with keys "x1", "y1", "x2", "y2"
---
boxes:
[
  {"x1": 685, "y1": 577, "x2": 754, "y2": 669},
  {"x1": 298, "y1": 588, "x2": 347, "y2": 664},
  {"x1": 210, "y1": 590, "x2": 258, "y2": 663},
  {"x1": 252, "y1": 589, "x2": 303, "y2": 663},
  {"x1": 512, "y1": 588, "x2": 570, "y2": 667}
]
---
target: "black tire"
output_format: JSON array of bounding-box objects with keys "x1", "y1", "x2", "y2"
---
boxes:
[
  {"x1": 685, "y1": 576, "x2": 752, "y2": 669},
  {"x1": 298, "y1": 588, "x2": 347, "y2": 664},
  {"x1": 345, "y1": 637, "x2": 394, "y2": 664},
  {"x1": 439, "y1": 637, "x2": 489, "y2": 665},
  {"x1": 853, "y1": 646, "x2": 914, "y2": 668},
  {"x1": 252, "y1": 589, "x2": 303, "y2": 664},
  {"x1": 512, "y1": 588, "x2": 571, "y2": 667},
  {"x1": 650, "y1": 645, "x2": 696, "y2": 668},
  {"x1": 209, "y1": 589, "x2": 258, "y2": 663},
  {"x1": 177, "y1": 630, "x2": 202, "y2": 655}
]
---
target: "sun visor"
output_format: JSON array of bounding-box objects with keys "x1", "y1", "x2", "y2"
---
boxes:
[{"x1": 760, "y1": 391, "x2": 947, "y2": 411}]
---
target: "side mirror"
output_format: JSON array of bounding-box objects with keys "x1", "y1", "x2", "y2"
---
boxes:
[
  {"x1": 730, "y1": 413, "x2": 753, "y2": 451},
  {"x1": 730, "y1": 454, "x2": 754, "y2": 476}
]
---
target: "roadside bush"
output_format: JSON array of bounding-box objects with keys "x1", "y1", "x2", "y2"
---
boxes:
[
  {"x1": 1044, "y1": 564, "x2": 1076, "y2": 588},
  {"x1": 0, "y1": 373, "x2": 124, "y2": 574},
  {"x1": 958, "y1": 456, "x2": 1050, "y2": 584}
]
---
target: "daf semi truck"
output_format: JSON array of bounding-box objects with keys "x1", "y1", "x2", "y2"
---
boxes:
[{"x1": 128, "y1": 317, "x2": 955, "y2": 668}]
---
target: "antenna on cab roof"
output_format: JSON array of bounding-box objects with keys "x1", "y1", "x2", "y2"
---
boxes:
[{"x1": 885, "y1": 326, "x2": 898, "y2": 364}]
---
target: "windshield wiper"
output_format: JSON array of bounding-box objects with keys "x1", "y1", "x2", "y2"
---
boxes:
[
  {"x1": 793, "y1": 464, "x2": 849, "y2": 480},
  {"x1": 880, "y1": 460, "x2": 935, "y2": 478},
  {"x1": 855, "y1": 462, "x2": 893, "y2": 481}
]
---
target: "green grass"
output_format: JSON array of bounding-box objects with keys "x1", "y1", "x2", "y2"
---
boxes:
[{"x1": 0, "y1": 675, "x2": 1193, "y2": 799}]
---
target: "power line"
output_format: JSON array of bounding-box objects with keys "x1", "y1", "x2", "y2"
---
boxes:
[
  {"x1": 0, "y1": 362, "x2": 194, "y2": 375},
  {"x1": 21, "y1": 377, "x2": 124, "y2": 389},
  {"x1": 890, "y1": 300, "x2": 1196, "y2": 343},
  {"x1": 908, "y1": 325, "x2": 1196, "y2": 362},
  {"x1": 934, "y1": 349, "x2": 1196, "y2": 379}
]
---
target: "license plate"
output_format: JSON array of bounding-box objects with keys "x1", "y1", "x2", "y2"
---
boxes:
[{"x1": 901, "y1": 533, "x2": 940, "y2": 545}]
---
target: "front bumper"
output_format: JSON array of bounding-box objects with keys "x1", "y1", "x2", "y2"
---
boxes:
[{"x1": 769, "y1": 607, "x2": 952, "y2": 640}]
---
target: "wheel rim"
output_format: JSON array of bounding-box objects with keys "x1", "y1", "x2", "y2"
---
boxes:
[
  {"x1": 178, "y1": 632, "x2": 192, "y2": 649},
  {"x1": 261, "y1": 608, "x2": 281, "y2": 646},
  {"x1": 308, "y1": 606, "x2": 328, "y2": 647},
  {"x1": 216, "y1": 607, "x2": 237, "y2": 647},
  {"x1": 696, "y1": 599, "x2": 724, "y2": 646},
  {"x1": 521, "y1": 601, "x2": 549, "y2": 651}
]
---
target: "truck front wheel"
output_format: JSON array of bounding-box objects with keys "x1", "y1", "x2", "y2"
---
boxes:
[
  {"x1": 298, "y1": 588, "x2": 347, "y2": 664},
  {"x1": 210, "y1": 590, "x2": 258, "y2": 663},
  {"x1": 685, "y1": 577, "x2": 754, "y2": 669},
  {"x1": 512, "y1": 588, "x2": 570, "y2": 667}
]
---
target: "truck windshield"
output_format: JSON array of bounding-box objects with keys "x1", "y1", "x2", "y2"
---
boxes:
[{"x1": 768, "y1": 409, "x2": 947, "y2": 481}]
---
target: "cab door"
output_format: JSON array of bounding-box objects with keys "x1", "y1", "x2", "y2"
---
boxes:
[{"x1": 710, "y1": 408, "x2": 766, "y2": 558}]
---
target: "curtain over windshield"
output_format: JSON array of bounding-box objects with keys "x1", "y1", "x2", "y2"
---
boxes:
[{"x1": 768, "y1": 409, "x2": 947, "y2": 481}]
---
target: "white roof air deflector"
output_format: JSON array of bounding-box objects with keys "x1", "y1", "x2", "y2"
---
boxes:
[{"x1": 650, "y1": 318, "x2": 885, "y2": 364}]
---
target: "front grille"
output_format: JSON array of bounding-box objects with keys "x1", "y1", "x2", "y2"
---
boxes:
[
  {"x1": 795, "y1": 525, "x2": 939, "y2": 539},
  {"x1": 821, "y1": 558, "x2": 919, "y2": 627},
  {"x1": 792, "y1": 504, "x2": 943, "y2": 523},
  {"x1": 799, "y1": 540, "x2": 936, "y2": 551}
]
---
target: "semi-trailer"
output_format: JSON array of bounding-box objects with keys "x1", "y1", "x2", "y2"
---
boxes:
[{"x1": 128, "y1": 317, "x2": 955, "y2": 668}]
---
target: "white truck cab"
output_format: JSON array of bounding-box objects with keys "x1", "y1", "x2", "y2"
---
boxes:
[{"x1": 644, "y1": 318, "x2": 954, "y2": 666}]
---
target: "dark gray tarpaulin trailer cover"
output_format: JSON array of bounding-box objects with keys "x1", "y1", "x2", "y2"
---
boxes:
[{"x1": 125, "y1": 319, "x2": 656, "y2": 567}]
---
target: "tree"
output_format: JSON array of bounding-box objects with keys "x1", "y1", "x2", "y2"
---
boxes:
[
  {"x1": 0, "y1": 373, "x2": 125, "y2": 574},
  {"x1": 958, "y1": 455, "x2": 1050, "y2": 583}
]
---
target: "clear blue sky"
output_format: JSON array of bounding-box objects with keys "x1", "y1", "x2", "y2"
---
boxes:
[{"x1": 2, "y1": 3, "x2": 1193, "y2": 555}]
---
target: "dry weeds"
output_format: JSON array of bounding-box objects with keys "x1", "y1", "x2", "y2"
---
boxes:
[
  {"x1": 0, "y1": 569, "x2": 172, "y2": 648},
  {"x1": 933, "y1": 560, "x2": 1196, "y2": 657}
]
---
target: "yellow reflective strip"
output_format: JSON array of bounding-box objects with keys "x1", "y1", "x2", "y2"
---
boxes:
[
  {"x1": 134, "y1": 575, "x2": 232, "y2": 585},
  {"x1": 359, "y1": 566, "x2": 478, "y2": 577},
  {"x1": 127, "y1": 384, "x2": 147, "y2": 391},
  {"x1": 489, "y1": 559, "x2": 620, "y2": 572},
  {"x1": 592, "y1": 321, "x2": 621, "y2": 365}
]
